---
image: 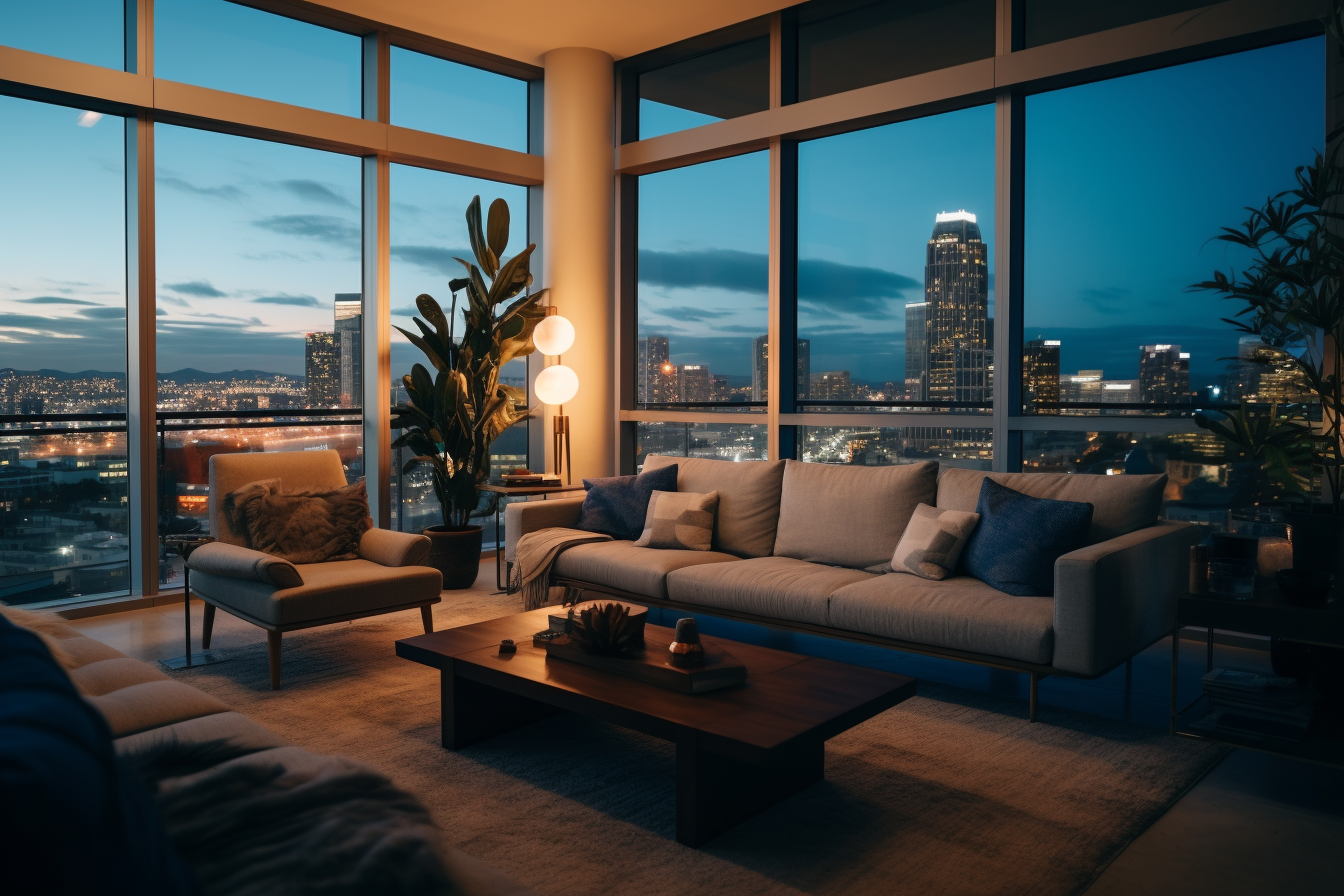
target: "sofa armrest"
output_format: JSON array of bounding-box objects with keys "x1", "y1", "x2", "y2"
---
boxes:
[
  {"x1": 186, "y1": 542, "x2": 303, "y2": 588},
  {"x1": 504, "y1": 497, "x2": 585, "y2": 561},
  {"x1": 358, "y1": 528, "x2": 431, "y2": 567},
  {"x1": 1052, "y1": 521, "x2": 1197, "y2": 676}
]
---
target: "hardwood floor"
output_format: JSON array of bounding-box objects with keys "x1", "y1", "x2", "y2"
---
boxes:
[{"x1": 69, "y1": 562, "x2": 1344, "y2": 895}]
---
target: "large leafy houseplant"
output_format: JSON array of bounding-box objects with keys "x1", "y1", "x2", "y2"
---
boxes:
[{"x1": 391, "y1": 196, "x2": 546, "y2": 533}]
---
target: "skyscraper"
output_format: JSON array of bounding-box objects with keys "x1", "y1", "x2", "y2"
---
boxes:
[
  {"x1": 678, "y1": 364, "x2": 711, "y2": 402},
  {"x1": 1138, "y1": 344, "x2": 1190, "y2": 404},
  {"x1": 923, "y1": 211, "x2": 989, "y2": 406},
  {"x1": 810, "y1": 371, "x2": 852, "y2": 401},
  {"x1": 904, "y1": 301, "x2": 928, "y2": 401},
  {"x1": 796, "y1": 338, "x2": 811, "y2": 401},
  {"x1": 334, "y1": 293, "x2": 361, "y2": 407},
  {"x1": 637, "y1": 335, "x2": 672, "y2": 403},
  {"x1": 752, "y1": 334, "x2": 768, "y2": 402},
  {"x1": 1023, "y1": 338, "x2": 1061, "y2": 411},
  {"x1": 305, "y1": 332, "x2": 338, "y2": 407}
]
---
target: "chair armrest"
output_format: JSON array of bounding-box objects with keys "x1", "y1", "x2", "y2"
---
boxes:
[
  {"x1": 186, "y1": 542, "x2": 303, "y2": 588},
  {"x1": 504, "y1": 497, "x2": 585, "y2": 562},
  {"x1": 1052, "y1": 521, "x2": 1198, "y2": 676},
  {"x1": 358, "y1": 528, "x2": 431, "y2": 567}
]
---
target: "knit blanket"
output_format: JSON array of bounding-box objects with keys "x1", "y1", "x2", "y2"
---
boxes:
[{"x1": 511, "y1": 528, "x2": 612, "y2": 611}]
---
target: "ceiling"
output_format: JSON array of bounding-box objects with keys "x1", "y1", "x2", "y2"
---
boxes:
[{"x1": 308, "y1": 0, "x2": 795, "y2": 65}]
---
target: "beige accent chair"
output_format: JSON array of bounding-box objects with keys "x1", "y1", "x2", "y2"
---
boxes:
[{"x1": 186, "y1": 450, "x2": 442, "y2": 689}]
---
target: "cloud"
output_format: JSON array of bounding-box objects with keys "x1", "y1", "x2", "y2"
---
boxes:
[
  {"x1": 637, "y1": 249, "x2": 919, "y2": 314},
  {"x1": 78, "y1": 307, "x2": 127, "y2": 320},
  {"x1": 157, "y1": 175, "x2": 246, "y2": 201},
  {"x1": 18, "y1": 296, "x2": 100, "y2": 306},
  {"x1": 276, "y1": 179, "x2": 357, "y2": 209},
  {"x1": 391, "y1": 245, "x2": 475, "y2": 277},
  {"x1": 254, "y1": 294, "x2": 321, "y2": 307},
  {"x1": 164, "y1": 280, "x2": 227, "y2": 298},
  {"x1": 650, "y1": 305, "x2": 734, "y2": 323},
  {"x1": 254, "y1": 215, "x2": 360, "y2": 249},
  {"x1": 1077, "y1": 287, "x2": 1131, "y2": 314},
  {"x1": 157, "y1": 308, "x2": 167, "y2": 316}
]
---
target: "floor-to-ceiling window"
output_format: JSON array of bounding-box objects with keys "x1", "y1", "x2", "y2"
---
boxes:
[{"x1": 0, "y1": 95, "x2": 129, "y2": 604}]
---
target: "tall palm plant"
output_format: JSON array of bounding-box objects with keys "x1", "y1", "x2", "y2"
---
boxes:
[{"x1": 391, "y1": 196, "x2": 547, "y2": 530}]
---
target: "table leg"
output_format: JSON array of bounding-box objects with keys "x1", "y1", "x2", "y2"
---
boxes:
[
  {"x1": 183, "y1": 566, "x2": 193, "y2": 668},
  {"x1": 1206, "y1": 626, "x2": 1214, "y2": 672},
  {"x1": 1170, "y1": 627, "x2": 1179, "y2": 735},
  {"x1": 675, "y1": 731, "x2": 824, "y2": 847},
  {"x1": 494, "y1": 501, "x2": 506, "y2": 591},
  {"x1": 440, "y1": 663, "x2": 561, "y2": 750}
]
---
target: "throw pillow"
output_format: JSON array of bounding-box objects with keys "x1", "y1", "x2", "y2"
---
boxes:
[
  {"x1": 890, "y1": 504, "x2": 980, "y2": 580},
  {"x1": 961, "y1": 478, "x2": 1093, "y2": 596},
  {"x1": 575, "y1": 463, "x2": 678, "y2": 541},
  {"x1": 223, "y1": 478, "x2": 372, "y2": 564},
  {"x1": 633, "y1": 490, "x2": 719, "y2": 551}
]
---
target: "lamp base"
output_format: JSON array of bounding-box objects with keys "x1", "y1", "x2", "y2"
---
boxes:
[{"x1": 552, "y1": 414, "x2": 572, "y2": 484}]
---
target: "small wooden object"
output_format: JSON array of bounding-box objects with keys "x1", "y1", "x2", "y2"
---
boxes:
[{"x1": 545, "y1": 632, "x2": 747, "y2": 694}]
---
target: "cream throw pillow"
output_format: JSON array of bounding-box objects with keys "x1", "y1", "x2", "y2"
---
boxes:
[
  {"x1": 633, "y1": 490, "x2": 719, "y2": 551},
  {"x1": 891, "y1": 503, "x2": 980, "y2": 580}
]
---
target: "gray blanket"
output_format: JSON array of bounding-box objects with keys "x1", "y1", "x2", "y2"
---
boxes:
[{"x1": 510, "y1": 528, "x2": 612, "y2": 611}]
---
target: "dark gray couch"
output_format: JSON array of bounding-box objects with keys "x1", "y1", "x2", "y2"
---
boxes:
[{"x1": 506, "y1": 456, "x2": 1197, "y2": 720}]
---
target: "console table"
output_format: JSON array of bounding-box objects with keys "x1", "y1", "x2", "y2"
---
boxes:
[
  {"x1": 480, "y1": 482, "x2": 584, "y2": 591},
  {"x1": 1171, "y1": 587, "x2": 1344, "y2": 767}
]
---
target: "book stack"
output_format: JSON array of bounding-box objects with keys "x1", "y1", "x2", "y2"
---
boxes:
[{"x1": 1191, "y1": 667, "x2": 1314, "y2": 743}]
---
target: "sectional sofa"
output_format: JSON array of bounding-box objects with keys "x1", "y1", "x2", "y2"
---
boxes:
[{"x1": 506, "y1": 455, "x2": 1197, "y2": 720}]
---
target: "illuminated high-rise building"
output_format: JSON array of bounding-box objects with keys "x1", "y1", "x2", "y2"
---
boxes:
[
  {"x1": 334, "y1": 293, "x2": 362, "y2": 407},
  {"x1": 796, "y1": 338, "x2": 811, "y2": 400},
  {"x1": 904, "y1": 301, "x2": 928, "y2": 401},
  {"x1": 752, "y1": 334, "x2": 768, "y2": 402},
  {"x1": 637, "y1": 335, "x2": 673, "y2": 403},
  {"x1": 810, "y1": 370, "x2": 852, "y2": 401},
  {"x1": 923, "y1": 211, "x2": 989, "y2": 406},
  {"x1": 1023, "y1": 338, "x2": 1061, "y2": 411},
  {"x1": 1139, "y1": 344, "x2": 1190, "y2": 404},
  {"x1": 304, "y1": 332, "x2": 339, "y2": 407},
  {"x1": 678, "y1": 364, "x2": 712, "y2": 402}
]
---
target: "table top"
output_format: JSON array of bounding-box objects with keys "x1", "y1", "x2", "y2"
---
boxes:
[
  {"x1": 1180, "y1": 587, "x2": 1344, "y2": 648},
  {"x1": 479, "y1": 482, "x2": 585, "y2": 496},
  {"x1": 396, "y1": 608, "x2": 916, "y2": 754}
]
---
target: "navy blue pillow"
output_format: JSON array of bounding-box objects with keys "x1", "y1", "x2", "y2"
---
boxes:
[
  {"x1": 0, "y1": 614, "x2": 195, "y2": 895},
  {"x1": 961, "y1": 477, "x2": 1093, "y2": 597},
  {"x1": 575, "y1": 464, "x2": 679, "y2": 541}
]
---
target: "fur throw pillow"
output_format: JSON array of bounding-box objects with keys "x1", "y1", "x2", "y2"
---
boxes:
[{"x1": 224, "y1": 479, "x2": 372, "y2": 564}]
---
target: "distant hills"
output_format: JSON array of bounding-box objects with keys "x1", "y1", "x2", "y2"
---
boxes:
[{"x1": 2, "y1": 368, "x2": 298, "y2": 382}]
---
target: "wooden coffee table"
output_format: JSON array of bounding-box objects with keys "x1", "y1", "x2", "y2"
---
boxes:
[{"x1": 396, "y1": 608, "x2": 916, "y2": 846}]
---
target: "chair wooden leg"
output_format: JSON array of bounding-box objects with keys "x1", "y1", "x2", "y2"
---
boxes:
[
  {"x1": 420, "y1": 605, "x2": 434, "y2": 634},
  {"x1": 267, "y1": 630, "x2": 282, "y2": 690},
  {"x1": 201, "y1": 604, "x2": 216, "y2": 649}
]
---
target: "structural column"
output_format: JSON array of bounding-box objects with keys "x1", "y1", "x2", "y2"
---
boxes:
[{"x1": 541, "y1": 47, "x2": 615, "y2": 480}]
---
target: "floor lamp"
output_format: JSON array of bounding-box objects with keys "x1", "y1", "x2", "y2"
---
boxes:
[{"x1": 533, "y1": 310, "x2": 578, "y2": 483}]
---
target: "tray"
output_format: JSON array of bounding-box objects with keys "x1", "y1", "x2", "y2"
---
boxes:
[{"x1": 544, "y1": 633, "x2": 747, "y2": 694}]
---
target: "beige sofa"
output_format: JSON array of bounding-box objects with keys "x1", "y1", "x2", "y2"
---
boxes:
[
  {"x1": 506, "y1": 456, "x2": 1197, "y2": 720},
  {"x1": 20, "y1": 612, "x2": 530, "y2": 896}
]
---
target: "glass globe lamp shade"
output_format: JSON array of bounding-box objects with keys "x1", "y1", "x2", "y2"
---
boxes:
[
  {"x1": 532, "y1": 314, "x2": 575, "y2": 355},
  {"x1": 534, "y1": 364, "x2": 579, "y2": 406}
]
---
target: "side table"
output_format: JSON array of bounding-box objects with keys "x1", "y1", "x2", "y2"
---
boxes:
[
  {"x1": 1171, "y1": 586, "x2": 1344, "y2": 767},
  {"x1": 160, "y1": 535, "x2": 229, "y2": 671},
  {"x1": 479, "y1": 482, "x2": 585, "y2": 592}
]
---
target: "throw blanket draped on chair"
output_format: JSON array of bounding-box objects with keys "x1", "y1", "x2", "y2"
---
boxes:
[{"x1": 512, "y1": 528, "x2": 612, "y2": 611}]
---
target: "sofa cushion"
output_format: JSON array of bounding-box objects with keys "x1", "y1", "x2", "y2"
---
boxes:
[
  {"x1": 891, "y1": 503, "x2": 981, "y2": 581},
  {"x1": 224, "y1": 478, "x2": 372, "y2": 564},
  {"x1": 642, "y1": 455, "x2": 785, "y2": 558},
  {"x1": 190, "y1": 558, "x2": 442, "y2": 626},
  {"x1": 115, "y1": 710, "x2": 290, "y2": 761},
  {"x1": 828, "y1": 574, "x2": 1055, "y2": 664},
  {"x1": 553, "y1": 540, "x2": 739, "y2": 598},
  {"x1": 667, "y1": 556, "x2": 875, "y2": 626},
  {"x1": 962, "y1": 478, "x2": 1093, "y2": 597},
  {"x1": 68, "y1": 657, "x2": 172, "y2": 697},
  {"x1": 84, "y1": 679, "x2": 232, "y2": 738},
  {"x1": 936, "y1": 468, "x2": 1166, "y2": 544},
  {"x1": 576, "y1": 464, "x2": 678, "y2": 540},
  {"x1": 773, "y1": 460, "x2": 938, "y2": 569},
  {"x1": 633, "y1": 489, "x2": 718, "y2": 551}
]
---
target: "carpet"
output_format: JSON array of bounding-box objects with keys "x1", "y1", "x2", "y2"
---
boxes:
[{"x1": 176, "y1": 591, "x2": 1225, "y2": 896}]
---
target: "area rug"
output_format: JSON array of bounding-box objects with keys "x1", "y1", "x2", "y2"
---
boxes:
[{"x1": 175, "y1": 592, "x2": 1225, "y2": 896}]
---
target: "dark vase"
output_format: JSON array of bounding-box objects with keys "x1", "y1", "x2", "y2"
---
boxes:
[
  {"x1": 1287, "y1": 507, "x2": 1344, "y2": 598},
  {"x1": 422, "y1": 525, "x2": 484, "y2": 590}
]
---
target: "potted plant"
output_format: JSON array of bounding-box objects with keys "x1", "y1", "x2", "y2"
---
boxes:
[
  {"x1": 392, "y1": 196, "x2": 547, "y2": 588},
  {"x1": 1191, "y1": 141, "x2": 1343, "y2": 588}
]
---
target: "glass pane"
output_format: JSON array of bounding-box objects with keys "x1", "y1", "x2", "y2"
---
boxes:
[
  {"x1": 1025, "y1": 0, "x2": 1211, "y2": 49},
  {"x1": 797, "y1": 0, "x2": 995, "y2": 102},
  {"x1": 800, "y1": 426, "x2": 992, "y2": 469},
  {"x1": 0, "y1": 0, "x2": 124, "y2": 69},
  {"x1": 389, "y1": 164, "x2": 529, "y2": 543},
  {"x1": 0, "y1": 96, "x2": 128, "y2": 604},
  {"x1": 798, "y1": 105, "x2": 994, "y2": 412},
  {"x1": 156, "y1": 0, "x2": 361, "y2": 117},
  {"x1": 1023, "y1": 40, "x2": 1324, "y2": 416},
  {"x1": 639, "y1": 37, "x2": 770, "y2": 140},
  {"x1": 155, "y1": 125, "x2": 362, "y2": 549},
  {"x1": 391, "y1": 48, "x2": 529, "y2": 152},
  {"x1": 637, "y1": 153, "x2": 769, "y2": 408},
  {"x1": 634, "y1": 422, "x2": 768, "y2": 468}
]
